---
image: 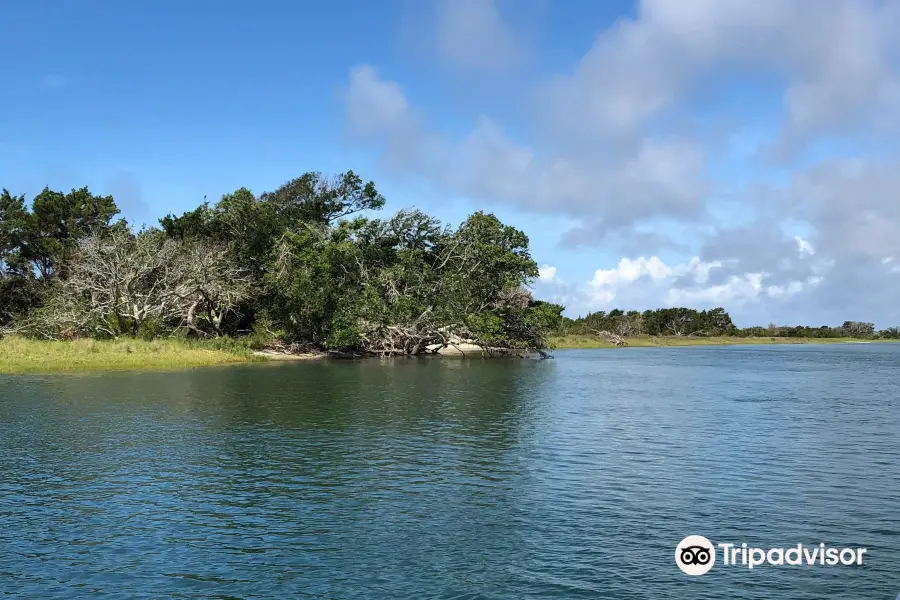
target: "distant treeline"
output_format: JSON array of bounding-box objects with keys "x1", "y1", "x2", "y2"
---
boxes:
[
  {"x1": 561, "y1": 308, "x2": 900, "y2": 340},
  {"x1": 0, "y1": 173, "x2": 563, "y2": 355}
]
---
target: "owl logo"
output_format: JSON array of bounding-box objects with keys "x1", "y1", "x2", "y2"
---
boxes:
[{"x1": 675, "y1": 535, "x2": 716, "y2": 575}]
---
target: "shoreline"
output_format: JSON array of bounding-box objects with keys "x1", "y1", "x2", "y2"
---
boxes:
[
  {"x1": 550, "y1": 335, "x2": 899, "y2": 349},
  {"x1": 0, "y1": 337, "x2": 262, "y2": 375},
  {"x1": 2, "y1": 335, "x2": 896, "y2": 375},
  {"x1": 0, "y1": 337, "x2": 540, "y2": 375},
  {"x1": 251, "y1": 350, "x2": 327, "y2": 361}
]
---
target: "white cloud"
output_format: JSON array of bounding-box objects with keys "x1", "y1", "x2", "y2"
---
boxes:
[
  {"x1": 531, "y1": 253, "x2": 832, "y2": 320},
  {"x1": 348, "y1": 1, "x2": 900, "y2": 242},
  {"x1": 345, "y1": 66, "x2": 707, "y2": 233},
  {"x1": 792, "y1": 160, "x2": 900, "y2": 262},
  {"x1": 767, "y1": 280, "x2": 805, "y2": 298},
  {"x1": 541, "y1": 0, "x2": 900, "y2": 147},
  {"x1": 666, "y1": 273, "x2": 768, "y2": 306},
  {"x1": 590, "y1": 256, "x2": 671, "y2": 288},
  {"x1": 346, "y1": 66, "x2": 414, "y2": 136},
  {"x1": 344, "y1": 0, "x2": 900, "y2": 325},
  {"x1": 537, "y1": 264, "x2": 558, "y2": 283},
  {"x1": 794, "y1": 236, "x2": 815, "y2": 256},
  {"x1": 534, "y1": 252, "x2": 827, "y2": 315},
  {"x1": 676, "y1": 257, "x2": 724, "y2": 284},
  {"x1": 587, "y1": 256, "x2": 667, "y2": 304},
  {"x1": 586, "y1": 255, "x2": 727, "y2": 305}
]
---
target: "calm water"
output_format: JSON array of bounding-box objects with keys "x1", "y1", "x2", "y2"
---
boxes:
[{"x1": 1, "y1": 345, "x2": 899, "y2": 598}]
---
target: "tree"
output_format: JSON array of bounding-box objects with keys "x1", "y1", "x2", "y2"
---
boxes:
[
  {"x1": 840, "y1": 321, "x2": 875, "y2": 338},
  {"x1": 704, "y1": 307, "x2": 735, "y2": 335},
  {"x1": 260, "y1": 171, "x2": 385, "y2": 226},
  {"x1": 0, "y1": 189, "x2": 29, "y2": 275},
  {"x1": 20, "y1": 228, "x2": 253, "y2": 339},
  {"x1": 266, "y1": 221, "x2": 362, "y2": 345},
  {"x1": 24, "y1": 186, "x2": 120, "y2": 279},
  {"x1": 0, "y1": 190, "x2": 37, "y2": 324},
  {"x1": 174, "y1": 240, "x2": 254, "y2": 336},
  {"x1": 65, "y1": 227, "x2": 182, "y2": 337}
]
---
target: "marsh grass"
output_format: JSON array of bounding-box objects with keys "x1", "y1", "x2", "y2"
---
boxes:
[
  {"x1": 3, "y1": 335, "x2": 892, "y2": 374},
  {"x1": 0, "y1": 337, "x2": 262, "y2": 374},
  {"x1": 550, "y1": 335, "x2": 895, "y2": 349}
]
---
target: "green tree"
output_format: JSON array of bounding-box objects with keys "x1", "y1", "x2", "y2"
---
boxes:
[
  {"x1": 24, "y1": 186, "x2": 120, "y2": 279},
  {"x1": 260, "y1": 170, "x2": 385, "y2": 226},
  {"x1": 0, "y1": 190, "x2": 38, "y2": 324}
]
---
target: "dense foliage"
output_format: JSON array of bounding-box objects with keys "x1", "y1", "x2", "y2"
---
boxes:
[
  {"x1": 561, "y1": 309, "x2": 898, "y2": 340},
  {"x1": 0, "y1": 173, "x2": 564, "y2": 355},
  {"x1": 563, "y1": 307, "x2": 737, "y2": 337}
]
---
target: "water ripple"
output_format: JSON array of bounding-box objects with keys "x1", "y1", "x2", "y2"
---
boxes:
[{"x1": 1, "y1": 345, "x2": 898, "y2": 598}]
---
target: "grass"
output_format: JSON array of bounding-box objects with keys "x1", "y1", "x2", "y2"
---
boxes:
[
  {"x1": 550, "y1": 335, "x2": 896, "y2": 349},
  {"x1": 0, "y1": 336, "x2": 263, "y2": 374},
  {"x1": 3, "y1": 334, "x2": 894, "y2": 374}
]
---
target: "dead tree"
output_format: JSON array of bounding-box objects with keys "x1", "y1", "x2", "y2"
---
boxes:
[
  {"x1": 589, "y1": 328, "x2": 627, "y2": 347},
  {"x1": 172, "y1": 241, "x2": 252, "y2": 336},
  {"x1": 59, "y1": 229, "x2": 250, "y2": 338}
]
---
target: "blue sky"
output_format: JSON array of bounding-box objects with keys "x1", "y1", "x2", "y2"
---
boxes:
[{"x1": 3, "y1": 0, "x2": 900, "y2": 326}]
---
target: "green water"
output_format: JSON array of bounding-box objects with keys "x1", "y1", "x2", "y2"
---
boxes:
[{"x1": 1, "y1": 345, "x2": 899, "y2": 598}]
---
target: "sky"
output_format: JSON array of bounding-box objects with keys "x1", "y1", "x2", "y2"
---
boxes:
[{"x1": 2, "y1": 0, "x2": 900, "y2": 327}]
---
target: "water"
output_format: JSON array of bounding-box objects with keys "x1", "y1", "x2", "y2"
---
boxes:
[{"x1": 1, "y1": 344, "x2": 899, "y2": 598}]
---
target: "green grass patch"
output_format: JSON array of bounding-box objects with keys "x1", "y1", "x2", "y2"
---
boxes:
[
  {"x1": 0, "y1": 336, "x2": 262, "y2": 374},
  {"x1": 550, "y1": 335, "x2": 896, "y2": 349}
]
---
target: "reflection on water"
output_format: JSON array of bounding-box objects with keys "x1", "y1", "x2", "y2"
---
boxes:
[{"x1": 1, "y1": 345, "x2": 899, "y2": 598}]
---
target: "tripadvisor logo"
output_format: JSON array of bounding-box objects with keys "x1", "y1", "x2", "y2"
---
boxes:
[
  {"x1": 675, "y1": 536, "x2": 867, "y2": 576},
  {"x1": 676, "y1": 535, "x2": 716, "y2": 575}
]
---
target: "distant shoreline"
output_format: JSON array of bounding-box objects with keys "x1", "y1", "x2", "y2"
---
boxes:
[{"x1": 551, "y1": 335, "x2": 900, "y2": 349}]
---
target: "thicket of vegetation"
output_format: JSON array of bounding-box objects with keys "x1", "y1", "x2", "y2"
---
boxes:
[
  {"x1": 560, "y1": 308, "x2": 900, "y2": 340},
  {"x1": 561, "y1": 307, "x2": 736, "y2": 337},
  {"x1": 0, "y1": 172, "x2": 564, "y2": 356}
]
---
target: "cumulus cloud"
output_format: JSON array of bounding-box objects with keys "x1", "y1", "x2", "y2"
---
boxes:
[
  {"x1": 794, "y1": 236, "x2": 815, "y2": 257},
  {"x1": 345, "y1": 65, "x2": 708, "y2": 236},
  {"x1": 591, "y1": 256, "x2": 671, "y2": 287},
  {"x1": 541, "y1": 0, "x2": 900, "y2": 147},
  {"x1": 588, "y1": 256, "x2": 672, "y2": 303},
  {"x1": 666, "y1": 273, "x2": 767, "y2": 306},
  {"x1": 531, "y1": 254, "x2": 820, "y2": 320},
  {"x1": 528, "y1": 253, "x2": 822, "y2": 321},
  {"x1": 346, "y1": 66, "x2": 414, "y2": 136},
  {"x1": 791, "y1": 159, "x2": 900, "y2": 262},
  {"x1": 766, "y1": 280, "x2": 806, "y2": 299},
  {"x1": 587, "y1": 255, "x2": 731, "y2": 306},
  {"x1": 537, "y1": 264, "x2": 558, "y2": 283},
  {"x1": 345, "y1": 0, "x2": 900, "y2": 325}
]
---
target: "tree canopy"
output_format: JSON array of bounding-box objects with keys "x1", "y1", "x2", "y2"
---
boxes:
[{"x1": 0, "y1": 173, "x2": 563, "y2": 355}]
